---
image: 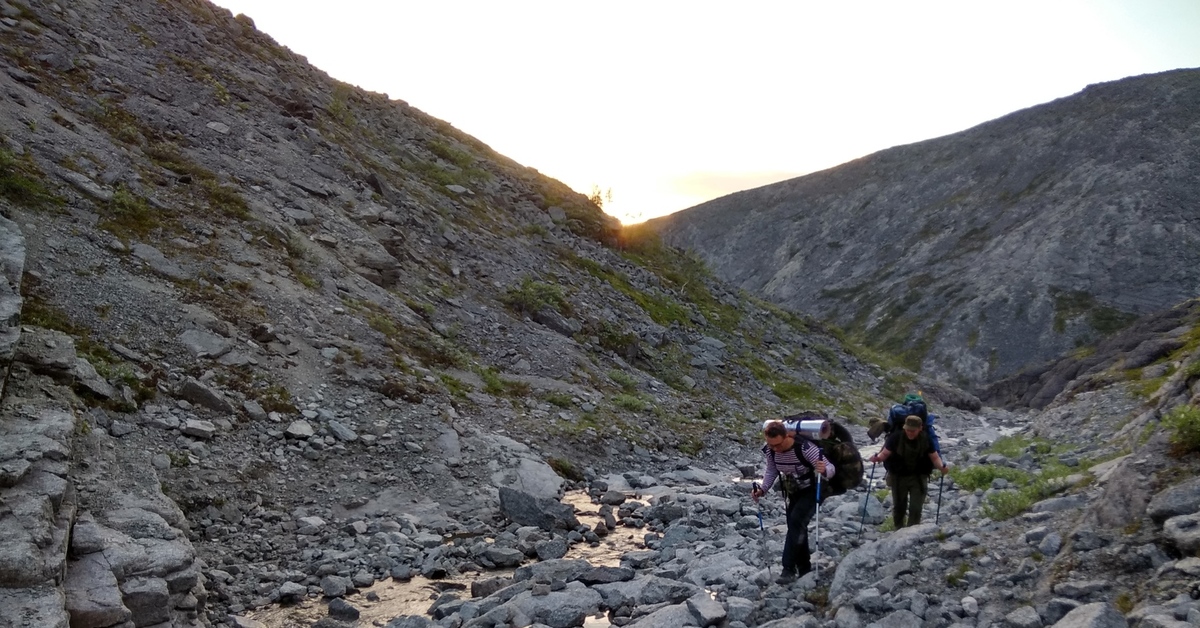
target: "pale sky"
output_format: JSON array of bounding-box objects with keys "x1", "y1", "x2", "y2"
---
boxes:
[{"x1": 210, "y1": 1, "x2": 1200, "y2": 224}]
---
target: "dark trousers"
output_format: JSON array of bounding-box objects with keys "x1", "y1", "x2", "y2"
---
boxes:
[
  {"x1": 891, "y1": 474, "x2": 929, "y2": 528},
  {"x1": 783, "y1": 485, "x2": 817, "y2": 575}
]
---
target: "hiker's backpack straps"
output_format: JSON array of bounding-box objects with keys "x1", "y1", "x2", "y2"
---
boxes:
[{"x1": 926, "y1": 413, "x2": 942, "y2": 454}]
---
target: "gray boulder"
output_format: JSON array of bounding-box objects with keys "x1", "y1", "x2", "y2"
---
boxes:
[
  {"x1": 1147, "y1": 477, "x2": 1200, "y2": 524},
  {"x1": 1049, "y1": 602, "x2": 1127, "y2": 628}
]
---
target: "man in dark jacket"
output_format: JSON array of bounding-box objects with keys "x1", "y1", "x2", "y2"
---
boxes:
[
  {"x1": 751, "y1": 421, "x2": 836, "y2": 583},
  {"x1": 868, "y1": 415, "x2": 948, "y2": 529}
]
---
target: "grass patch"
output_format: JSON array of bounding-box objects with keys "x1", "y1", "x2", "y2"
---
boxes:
[
  {"x1": 1051, "y1": 288, "x2": 1137, "y2": 335},
  {"x1": 478, "y1": 366, "x2": 530, "y2": 397},
  {"x1": 612, "y1": 393, "x2": 649, "y2": 412},
  {"x1": 984, "y1": 435, "x2": 1050, "y2": 458},
  {"x1": 0, "y1": 149, "x2": 61, "y2": 209},
  {"x1": 945, "y1": 562, "x2": 969, "y2": 586},
  {"x1": 145, "y1": 141, "x2": 216, "y2": 181},
  {"x1": 501, "y1": 277, "x2": 572, "y2": 317},
  {"x1": 608, "y1": 369, "x2": 638, "y2": 393},
  {"x1": 439, "y1": 374, "x2": 471, "y2": 398},
  {"x1": 542, "y1": 391, "x2": 574, "y2": 408},
  {"x1": 100, "y1": 185, "x2": 160, "y2": 238},
  {"x1": 981, "y1": 489, "x2": 1036, "y2": 521},
  {"x1": 201, "y1": 180, "x2": 250, "y2": 219},
  {"x1": 950, "y1": 465, "x2": 1032, "y2": 491},
  {"x1": 1164, "y1": 404, "x2": 1200, "y2": 456},
  {"x1": 616, "y1": 224, "x2": 742, "y2": 332},
  {"x1": 564, "y1": 251, "x2": 692, "y2": 327},
  {"x1": 583, "y1": 319, "x2": 640, "y2": 357}
]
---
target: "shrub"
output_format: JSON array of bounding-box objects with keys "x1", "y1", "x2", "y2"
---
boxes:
[
  {"x1": 501, "y1": 277, "x2": 571, "y2": 317},
  {"x1": 1164, "y1": 404, "x2": 1200, "y2": 456}
]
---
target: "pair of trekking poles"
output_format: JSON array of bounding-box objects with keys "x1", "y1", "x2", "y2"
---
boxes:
[{"x1": 857, "y1": 462, "x2": 947, "y2": 535}]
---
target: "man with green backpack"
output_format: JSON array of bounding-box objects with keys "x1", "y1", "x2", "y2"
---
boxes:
[
  {"x1": 868, "y1": 415, "x2": 949, "y2": 528},
  {"x1": 869, "y1": 392, "x2": 942, "y2": 454}
]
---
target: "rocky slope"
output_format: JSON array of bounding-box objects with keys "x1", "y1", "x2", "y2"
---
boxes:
[
  {"x1": 649, "y1": 68, "x2": 1200, "y2": 389},
  {"x1": 3, "y1": 1, "x2": 1200, "y2": 628},
  {"x1": 0, "y1": 0, "x2": 895, "y2": 625}
]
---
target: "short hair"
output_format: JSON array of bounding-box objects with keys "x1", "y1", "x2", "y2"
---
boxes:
[{"x1": 764, "y1": 421, "x2": 787, "y2": 438}]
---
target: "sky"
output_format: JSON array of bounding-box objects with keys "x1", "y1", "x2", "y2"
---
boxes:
[{"x1": 209, "y1": 1, "x2": 1200, "y2": 224}]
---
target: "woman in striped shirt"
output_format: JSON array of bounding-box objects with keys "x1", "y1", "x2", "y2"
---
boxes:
[{"x1": 751, "y1": 420, "x2": 836, "y2": 584}]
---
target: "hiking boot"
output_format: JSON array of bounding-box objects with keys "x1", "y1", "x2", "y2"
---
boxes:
[{"x1": 775, "y1": 570, "x2": 797, "y2": 585}]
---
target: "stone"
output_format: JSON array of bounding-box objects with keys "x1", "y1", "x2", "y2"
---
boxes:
[
  {"x1": 175, "y1": 378, "x2": 234, "y2": 414},
  {"x1": 1049, "y1": 602, "x2": 1127, "y2": 628},
  {"x1": 286, "y1": 420, "x2": 315, "y2": 439},
  {"x1": 182, "y1": 419, "x2": 217, "y2": 439}
]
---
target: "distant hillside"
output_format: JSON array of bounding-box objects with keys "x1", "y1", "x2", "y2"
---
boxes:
[{"x1": 650, "y1": 68, "x2": 1200, "y2": 388}]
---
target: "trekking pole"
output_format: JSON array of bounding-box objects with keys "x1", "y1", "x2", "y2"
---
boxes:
[
  {"x1": 813, "y1": 473, "x2": 822, "y2": 581},
  {"x1": 935, "y1": 471, "x2": 946, "y2": 525},
  {"x1": 753, "y1": 482, "x2": 771, "y2": 578},
  {"x1": 860, "y1": 461, "x2": 877, "y2": 537}
]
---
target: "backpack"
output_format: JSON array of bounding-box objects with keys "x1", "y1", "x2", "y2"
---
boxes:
[
  {"x1": 813, "y1": 420, "x2": 864, "y2": 497},
  {"x1": 772, "y1": 413, "x2": 864, "y2": 497},
  {"x1": 884, "y1": 395, "x2": 941, "y2": 454}
]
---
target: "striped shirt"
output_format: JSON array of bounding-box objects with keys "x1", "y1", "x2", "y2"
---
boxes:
[{"x1": 761, "y1": 438, "x2": 835, "y2": 493}]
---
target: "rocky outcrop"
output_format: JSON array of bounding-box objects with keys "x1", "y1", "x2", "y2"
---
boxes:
[
  {"x1": 0, "y1": 213, "x2": 22, "y2": 393},
  {"x1": 651, "y1": 68, "x2": 1200, "y2": 388},
  {"x1": 981, "y1": 299, "x2": 1200, "y2": 409},
  {"x1": 0, "y1": 327, "x2": 208, "y2": 627}
]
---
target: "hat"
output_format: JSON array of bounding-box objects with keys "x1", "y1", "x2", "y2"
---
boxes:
[
  {"x1": 903, "y1": 415, "x2": 923, "y2": 430},
  {"x1": 903, "y1": 392, "x2": 923, "y2": 403}
]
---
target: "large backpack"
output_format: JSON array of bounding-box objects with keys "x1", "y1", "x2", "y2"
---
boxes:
[
  {"x1": 884, "y1": 395, "x2": 941, "y2": 453},
  {"x1": 775, "y1": 413, "x2": 864, "y2": 497}
]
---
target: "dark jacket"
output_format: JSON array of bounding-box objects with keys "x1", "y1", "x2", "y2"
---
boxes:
[{"x1": 882, "y1": 430, "x2": 935, "y2": 477}]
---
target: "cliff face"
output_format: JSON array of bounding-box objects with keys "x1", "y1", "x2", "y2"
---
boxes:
[{"x1": 650, "y1": 68, "x2": 1200, "y2": 388}]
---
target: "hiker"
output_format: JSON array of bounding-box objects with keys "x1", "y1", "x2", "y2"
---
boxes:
[
  {"x1": 751, "y1": 420, "x2": 836, "y2": 583},
  {"x1": 868, "y1": 415, "x2": 949, "y2": 529},
  {"x1": 869, "y1": 391, "x2": 941, "y2": 454}
]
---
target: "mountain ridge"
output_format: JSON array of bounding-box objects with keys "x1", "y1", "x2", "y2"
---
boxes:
[{"x1": 650, "y1": 67, "x2": 1200, "y2": 389}]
